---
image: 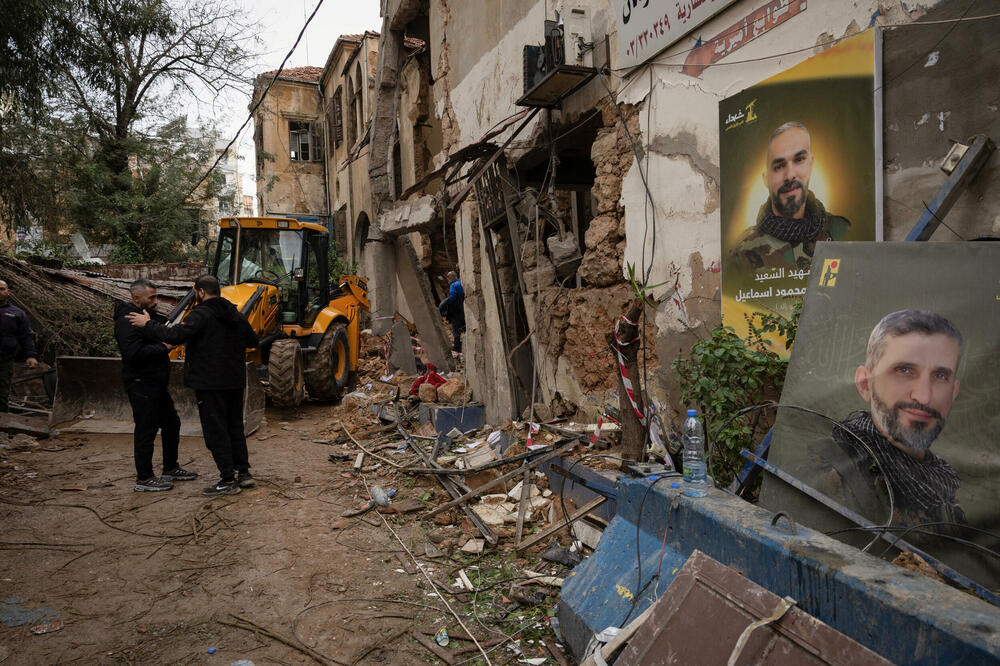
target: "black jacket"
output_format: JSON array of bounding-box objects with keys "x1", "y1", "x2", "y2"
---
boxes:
[
  {"x1": 0, "y1": 302, "x2": 37, "y2": 363},
  {"x1": 113, "y1": 302, "x2": 171, "y2": 386},
  {"x1": 144, "y1": 296, "x2": 258, "y2": 390}
]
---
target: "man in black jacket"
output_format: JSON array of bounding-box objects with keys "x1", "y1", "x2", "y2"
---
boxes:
[
  {"x1": 114, "y1": 279, "x2": 196, "y2": 492},
  {"x1": 128, "y1": 275, "x2": 259, "y2": 496},
  {"x1": 0, "y1": 280, "x2": 39, "y2": 412}
]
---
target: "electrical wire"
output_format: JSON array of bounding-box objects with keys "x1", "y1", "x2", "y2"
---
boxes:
[
  {"x1": 824, "y1": 524, "x2": 1000, "y2": 562},
  {"x1": 184, "y1": 0, "x2": 326, "y2": 202}
]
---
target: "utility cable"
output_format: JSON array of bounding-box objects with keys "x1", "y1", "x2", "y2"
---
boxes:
[{"x1": 183, "y1": 0, "x2": 326, "y2": 203}]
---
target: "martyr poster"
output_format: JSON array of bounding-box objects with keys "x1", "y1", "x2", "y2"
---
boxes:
[
  {"x1": 760, "y1": 242, "x2": 1000, "y2": 591},
  {"x1": 719, "y1": 29, "x2": 882, "y2": 356}
]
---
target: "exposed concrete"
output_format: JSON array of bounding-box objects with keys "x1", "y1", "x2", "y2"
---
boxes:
[
  {"x1": 394, "y1": 235, "x2": 454, "y2": 371},
  {"x1": 389, "y1": 319, "x2": 418, "y2": 375},
  {"x1": 378, "y1": 195, "x2": 439, "y2": 236},
  {"x1": 365, "y1": 234, "x2": 397, "y2": 336}
]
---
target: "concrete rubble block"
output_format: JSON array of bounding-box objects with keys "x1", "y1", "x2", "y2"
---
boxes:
[
  {"x1": 394, "y1": 235, "x2": 454, "y2": 371},
  {"x1": 522, "y1": 402, "x2": 552, "y2": 423},
  {"x1": 524, "y1": 256, "x2": 557, "y2": 293},
  {"x1": 590, "y1": 130, "x2": 618, "y2": 161},
  {"x1": 389, "y1": 319, "x2": 418, "y2": 375},
  {"x1": 378, "y1": 195, "x2": 438, "y2": 236},
  {"x1": 584, "y1": 216, "x2": 619, "y2": 249},
  {"x1": 417, "y1": 382, "x2": 438, "y2": 402},
  {"x1": 460, "y1": 538, "x2": 486, "y2": 554},
  {"x1": 472, "y1": 504, "x2": 507, "y2": 527},
  {"x1": 507, "y1": 482, "x2": 541, "y2": 501},
  {"x1": 365, "y1": 236, "x2": 397, "y2": 336},
  {"x1": 438, "y1": 376, "x2": 470, "y2": 404},
  {"x1": 503, "y1": 509, "x2": 533, "y2": 524},
  {"x1": 548, "y1": 232, "x2": 581, "y2": 266}
]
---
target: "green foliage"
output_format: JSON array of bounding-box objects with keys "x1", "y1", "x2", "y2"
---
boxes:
[
  {"x1": 625, "y1": 261, "x2": 668, "y2": 300},
  {"x1": 0, "y1": 0, "x2": 259, "y2": 262},
  {"x1": 671, "y1": 304, "x2": 801, "y2": 488},
  {"x1": 329, "y1": 241, "x2": 359, "y2": 285}
]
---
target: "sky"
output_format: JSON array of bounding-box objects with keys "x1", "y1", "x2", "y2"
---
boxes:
[{"x1": 214, "y1": 0, "x2": 383, "y2": 204}]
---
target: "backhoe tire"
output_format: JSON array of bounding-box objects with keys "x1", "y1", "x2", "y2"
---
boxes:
[
  {"x1": 268, "y1": 338, "x2": 305, "y2": 408},
  {"x1": 305, "y1": 323, "x2": 351, "y2": 401}
]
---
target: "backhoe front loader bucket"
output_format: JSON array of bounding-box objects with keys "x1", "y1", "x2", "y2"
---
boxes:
[{"x1": 49, "y1": 357, "x2": 265, "y2": 436}]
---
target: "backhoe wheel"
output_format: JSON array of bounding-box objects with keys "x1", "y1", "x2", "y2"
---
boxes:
[
  {"x1": 305, "y1": 323, "x2": 351, "y2": 401},
  {"x1": 268, "y1": 338, "x2": 305, "y2": 408}
]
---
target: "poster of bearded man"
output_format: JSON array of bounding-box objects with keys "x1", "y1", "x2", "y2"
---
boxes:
[{"x1": 718, "y1": 29, "x2": 882, "y2": 357}]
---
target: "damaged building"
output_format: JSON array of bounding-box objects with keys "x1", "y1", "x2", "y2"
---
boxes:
[{"x1": 252, "y1": 0, "x2": 1000, "y2": 428}]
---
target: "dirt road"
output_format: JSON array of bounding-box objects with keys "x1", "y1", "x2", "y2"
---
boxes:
[{"x1": 0, "y1": 403, "x2": 566, "y2": 665}]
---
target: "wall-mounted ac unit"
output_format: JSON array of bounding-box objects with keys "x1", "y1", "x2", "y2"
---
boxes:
[{"x1": 518, "y1": 6, "x2": 597, "y2": 108}]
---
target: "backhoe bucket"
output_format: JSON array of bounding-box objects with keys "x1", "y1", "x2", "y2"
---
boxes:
[{"x1": 49, "y1": 357, "x2": 265, "y2": 436}]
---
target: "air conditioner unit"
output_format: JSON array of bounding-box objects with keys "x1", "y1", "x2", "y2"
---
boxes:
[
  {"x1": 517, "y1": 6, "x2": 597, "y2": 108},
  {"x1": 561, "y1": 6, "x2": 593, "y2": 68}
]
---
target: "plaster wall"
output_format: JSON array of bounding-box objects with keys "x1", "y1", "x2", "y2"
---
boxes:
[{"x1": 255, "y1": 80, "x2": 327, "y2": 217}]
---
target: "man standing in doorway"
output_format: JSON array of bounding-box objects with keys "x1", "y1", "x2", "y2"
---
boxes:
[
  {"x1": 128, "y1": 275, "x2": 258, "y2": 496},
  {"x1": 114, "y1": 279, "x2": 195, "y2": 492},
  {"x1": 0, "y1": 280, "x2": 38, "y2": 412},
  {"x1": 439, "y1": 271, "x2": 465, "y2": 354}
]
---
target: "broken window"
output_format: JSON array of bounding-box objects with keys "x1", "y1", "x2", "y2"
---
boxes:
[
  {"x1": 328, "y1": 87, "x2": 344, "y2": 149},
  {"x1": 289, "y1": 120, "x2": 323, "y2": 162},
  {"x1": 345, "y1": 79, "x2": 357, "y2": 146}
]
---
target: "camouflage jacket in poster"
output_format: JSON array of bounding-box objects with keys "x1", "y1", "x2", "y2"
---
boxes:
[{"x1": 730, "y1": 192, "x2": 850, "y2": 271}]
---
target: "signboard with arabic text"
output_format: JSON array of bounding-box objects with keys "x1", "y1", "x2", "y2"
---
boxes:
[{"x1": 616, "y1": 0, "x2": 739, "y2": 70}]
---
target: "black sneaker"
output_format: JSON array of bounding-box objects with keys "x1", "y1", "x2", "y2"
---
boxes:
[
  {"x1": 161, "y1": 466, "x2": 198, "y2": 481},
  {"x1": 235, "y1": 471, "x2": 255, "y2": 488},
  {"x1": 135, "y1": 477, "x2": 173, "y2": 492},
  {"x1": 202, "y1": 480, "x2": 241, "y2": 496}
]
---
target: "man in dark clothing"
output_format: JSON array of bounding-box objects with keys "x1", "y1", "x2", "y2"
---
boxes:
[
  {"x1": 128, "y1": 275, "x2": 259, "y2": 496},
  {"x1": 113, "y1": 279, "x2": 196, "y2": 492},
  {"x1": 0, "y1": 280, "x2": 38, "y2": 412},
  {"x1": 439, "y1": 271, "x2": 465, "y2": 353}
]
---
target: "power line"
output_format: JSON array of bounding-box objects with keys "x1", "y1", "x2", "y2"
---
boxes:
[{"x1": 183, "y1": 0, "x2": 326, "y2": 203}]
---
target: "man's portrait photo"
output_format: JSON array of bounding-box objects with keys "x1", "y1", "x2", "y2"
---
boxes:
[
  {"x1": 760, "y1": 242, "x2": 1000, "y2": 588},
  {"x1": 730, "y1": 122, "x2": 851, "y2": 271},
  {"x1": 808, "y1": 310, "x2": 964, "y2": 529},
  {"x1": 718, "y1": 30, "x2": 879, "y2": 353}
]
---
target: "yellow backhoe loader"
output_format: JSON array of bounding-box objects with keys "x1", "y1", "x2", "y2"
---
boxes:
[{"x1": 49, "y1": 217, "x2": 369, "y2": 434}]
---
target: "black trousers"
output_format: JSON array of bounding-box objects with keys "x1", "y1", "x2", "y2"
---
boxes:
[
  {"x1": 195, "y1": 388, "x2": 249, "y2": 483},
  {"x1": 126, "y1": 379, "x2": 181, "y2": 481},
  {"x1": 450, "y1": 317, "x2": 466, "y2": 353}
]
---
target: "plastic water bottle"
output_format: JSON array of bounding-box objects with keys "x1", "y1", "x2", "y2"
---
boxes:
[{"x1": 682, "y1": 409, "x2": 707, "y2": 498}]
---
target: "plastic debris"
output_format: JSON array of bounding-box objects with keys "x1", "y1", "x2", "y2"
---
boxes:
[{"x1": 434, "y1": 627, "x2": 449, "y2": 647}]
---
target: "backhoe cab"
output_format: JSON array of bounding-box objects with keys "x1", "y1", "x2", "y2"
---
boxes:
[{"x1": 171, "y1": 217, "x2": 369, "y2": 407}]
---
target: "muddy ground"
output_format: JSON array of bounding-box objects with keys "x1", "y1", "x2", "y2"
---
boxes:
[{"x1": 0, "y1": 402, "x2": 575, "y2": 665}]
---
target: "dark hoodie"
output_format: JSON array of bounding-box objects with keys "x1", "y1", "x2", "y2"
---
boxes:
[
  {"x1": 113, "y1": 302, "x2": 171, "y2": 386},
  {"x1": 143, "y1": 296, "x2": 258, "y2": 391}
]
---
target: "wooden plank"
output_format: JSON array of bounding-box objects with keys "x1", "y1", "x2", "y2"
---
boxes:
[
  {"x1": 516, "y1": 496, "x2": 607, "y2": 552},
  {"x1": 422, "y1": 439, "x2": 578, "y2": 519}
]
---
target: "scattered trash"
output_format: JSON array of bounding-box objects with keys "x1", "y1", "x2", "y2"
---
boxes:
[
  {"x1": 327, "y1": 452, "x2": 350, "y2": 462},
  {"x1": 59, "y1": 484, "x2": 88, "y2": 492},
  {"x1": 0, "y1": 599, "x2": 59, "y2": 628},
  {"x1": 445, "y1": 427, "x2": 464, "y2": 439},
  {"x1": 460, "y1": 538, "x2": 485, "y2": 554},
  {"x1": 207, "y1": 647, "x2": 217, "y2": 654},
  {"x1": 30, "y1": 620, "x2": 63, "y2": 635},
  {"x1": 434, "y1": 627, "x2": 449, "y2": 647},
  {"x1": 542, "y1": 541, "x2": 582, "y2": 567},
  {"x1": 230, "y1": 661, "x2": 255, "y2": 666},
  {"x1": 370, "y1": 485, "x2": 393, "y2": 506}
]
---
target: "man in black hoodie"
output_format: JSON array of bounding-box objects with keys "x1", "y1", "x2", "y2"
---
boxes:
[
  {"x1": 127, "y1": 275, "x2": 259, "y2": 496},
  {"x1": 114, "y1": 279, "x2": 195, "y2": 492}
]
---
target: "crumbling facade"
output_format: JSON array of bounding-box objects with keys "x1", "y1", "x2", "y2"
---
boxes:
[
  {"x1": 251, "y1": 66, "x2": 329, "y2": 224},
  {"x1": 366, "y1": 0, "x2": 1000, "y2": 432}
]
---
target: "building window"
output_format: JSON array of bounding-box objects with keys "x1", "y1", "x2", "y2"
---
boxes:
[
  {"x1": 345, "y1": 79, "x2": 357, "y2": 147},
  {"x1": 289, "y1": 120, "x2": 323, "y2": 162},
  {"x1": 329, "y1": 87, "x2": 344, "y2": 149}
]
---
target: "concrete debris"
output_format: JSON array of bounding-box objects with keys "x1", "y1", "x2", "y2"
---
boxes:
[
  {"x1": 460, "y1": 538, "x2": 486, "y2": 554},
  {"x1": 418, "y1": 382, "x2": 438, "y2": 403},
  {"x1": 437, "y1": 377, "x2": 470, "y2": 404},
  {"x1": 378, "y1": 195, "x2": 438, "y2": 236}
]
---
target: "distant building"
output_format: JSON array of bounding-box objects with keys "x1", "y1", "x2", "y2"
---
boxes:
[{"x1": 250, "y1": 65, "x2": 329, "y2": 227}]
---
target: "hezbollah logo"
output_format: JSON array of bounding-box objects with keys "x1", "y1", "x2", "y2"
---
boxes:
[
  {"x1": 745, "y1": 98, "x2": 758, "y2": 123},
  {"x1": 820, "y1": 259, "x2": 840, "y2": 287}
]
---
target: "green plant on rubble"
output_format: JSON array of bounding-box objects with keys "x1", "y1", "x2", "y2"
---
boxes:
[{"x1": 671, "y1": 303, "x2": 800, "y2": 489}]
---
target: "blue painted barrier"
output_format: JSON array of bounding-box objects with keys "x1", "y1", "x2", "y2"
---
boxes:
[{"x1": 558, "y1": 477, "x2": 1000, "y2": 664}]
